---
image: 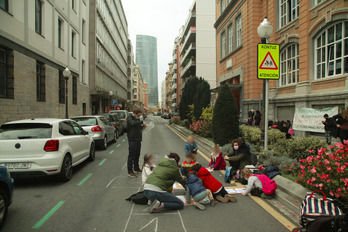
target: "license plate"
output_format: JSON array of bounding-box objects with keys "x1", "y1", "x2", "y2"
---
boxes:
[{"x1": 0, "y1": 162, "x2": 31, "y2": 169}]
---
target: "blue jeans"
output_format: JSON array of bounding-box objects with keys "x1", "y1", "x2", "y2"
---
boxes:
[{"x1": 144, "y1": 190, "x2": 184, "y2": 210}]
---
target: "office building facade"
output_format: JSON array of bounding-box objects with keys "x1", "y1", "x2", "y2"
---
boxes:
[
  {"x1": 0, "y1": 0, "x2": 90, "y2": 124},
  {"x1": 136, "y1": 35, "x2": 158, "y2": 107}
]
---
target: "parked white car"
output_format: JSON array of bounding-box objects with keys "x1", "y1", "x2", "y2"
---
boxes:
[{"x1": 0, "y1": 118, "x2": 95, "y2": 181}]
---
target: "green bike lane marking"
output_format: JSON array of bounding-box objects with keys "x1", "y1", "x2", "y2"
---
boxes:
[
  {"x1": 116, "y1": 144, "x2": 121, "y2": 148},
  {"x1": 32, "y1": 201, "x2": 65, "y2": 229},
  {"x1": 77, "y1": 173, "x2": 93, "y2": 186},
  {"x1": 99, "y1": 159, "x2": 107, "y2": 166},
  {"x1": 109, "y1": 150, "x2": 115, "y2": 154},
  {"x1": 122, "y1": 139, "x2": 126, "y2": 142}
]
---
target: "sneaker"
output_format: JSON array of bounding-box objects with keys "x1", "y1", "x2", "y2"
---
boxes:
[
  {"x1": 261, "y1": 193, "x2": 274, "y2": 199},
  {"x1": 149, "y1": 200, "x2": 161, "y2": 213},
  {"x1": 193, "y1": 202, "x2": 206, "y2": 211},
  {"x1": 225, "y1": 195, "x2": 237, "y2": 203},
  {"x1": 210, "y1": 200, "x2": 216, "y2": 207},
  {"x1": 128, "y1": 173, "x2": 137, "y2": 178},
  {"x1": 135, "y1": 169, "x2": 142, "y2": 173},
  {"x1": 215, "y1": 195, "x2": 229, "y2": 203}
]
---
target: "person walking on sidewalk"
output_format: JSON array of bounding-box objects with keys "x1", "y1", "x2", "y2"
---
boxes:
[
  {"x1": 127, "y1": 108, "x2": 147, "y2": 177},
  {"x1": 322, "y1": 114, "x2": 338, "y2": 145}
]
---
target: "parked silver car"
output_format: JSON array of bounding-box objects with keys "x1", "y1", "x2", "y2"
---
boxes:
[
  {"x1": 109, "y1": 110, "x2": 128, "y2": 133},
  {"x1": 71, "y1": 116, "x2": 116, "y2": 150}
]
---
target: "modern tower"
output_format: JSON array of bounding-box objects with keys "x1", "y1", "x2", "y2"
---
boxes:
[{"x1": 136, "y1": 35, "x2": 158, "y2": 107}]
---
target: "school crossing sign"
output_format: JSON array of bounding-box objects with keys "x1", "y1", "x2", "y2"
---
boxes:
[{"x1": 257, "y1": 44, "x2": 280, "y2": 80}]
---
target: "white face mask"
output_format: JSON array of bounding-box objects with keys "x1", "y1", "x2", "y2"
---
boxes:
[{"x1": 234, "y1": 145, "x2": 239, "y2": 150}]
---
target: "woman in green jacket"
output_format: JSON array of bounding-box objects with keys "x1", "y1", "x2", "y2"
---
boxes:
[{"x1": 144, "y1": 153, "x2": 186, "y2": 213}]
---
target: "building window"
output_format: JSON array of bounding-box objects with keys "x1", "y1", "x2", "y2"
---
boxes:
[
  {"x1": 227, "y1": 23, "x2": 233, "y2": 53},
  {"x1": 280, "y1": 43, "x2": 299, "y2": 86},
  {"x1": 71, "y1": 30, "x2": 76, "y2": 57},
  {"x1": 81, "y1": 60, "x2": 86, "y2": 84},
  {"x1": 220, "y1": 0, "x2": 225, "y2": 14},
  {"x1": 72, "y1": 76, "x2": 77, "y2": 105},
  {"x1": 314, "y1": 0, "x2": 324, "y2": 5},
  {"x1": 315, "y1": 21, "x2": 348, "y2": 79},
  {"x1": 58, "y1": 18, "x2": 63, "y2": 49},
  {"x1": 36, "y1": 61, "x2": 45, "y2": 102},
  {"x1": 221, "y1": 31, "x2": 226, "y2": 58},
  {"x1": 35, "y1": 0, "x2": 43, "y2": 35},
  {"x1": 0, "y1": 0, "x2": 9, "y2": 12},
  {"x1": 72, "y1": 0, "x2": 76, "y2": 11},
  {"x1": 279, "y1": 0, "x2": 299, "y2": 28},
  {"x1": 235, "y1": 15, "x2": 242, "y2": 47},
  {"x1": 0, "y1": 47, "x2": 13, "y2": 99},
  {"x1": 82, "y1": 19, "x2": 86, "y2": 44},
  {"x1": 59, "y1": 70, "x2": 65, "y2": 104}
]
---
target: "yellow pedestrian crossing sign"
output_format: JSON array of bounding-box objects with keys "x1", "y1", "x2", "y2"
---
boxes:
[{"x1": 257, "y1": 44, "x2": 280, "y2": 79}]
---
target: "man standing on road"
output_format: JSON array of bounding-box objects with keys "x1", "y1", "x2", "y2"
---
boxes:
[{"x1": 127, "y1": 108, "x2": 147, "y2": 177}]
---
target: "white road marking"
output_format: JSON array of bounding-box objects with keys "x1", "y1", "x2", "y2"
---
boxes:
[
  {"x1": 122, "y1": 163, "x2": 127, "y2": 170},
  {"x1": 177, "y1": 210, "x2": 187, "y2": 232},
  {"x1": 123, "y1": 203, "x2": 135, "y2": 232},
  {"x1": 139, "y1": 218, "x2": 158, "y2": 232}
]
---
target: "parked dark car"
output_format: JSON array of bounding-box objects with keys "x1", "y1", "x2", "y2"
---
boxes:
[
  {"x1": 0, "y1": 166, "x2": 14, "y2": 229},
  {"x1": 105, "y1": 113, "x2": 123, "y2": 137}
]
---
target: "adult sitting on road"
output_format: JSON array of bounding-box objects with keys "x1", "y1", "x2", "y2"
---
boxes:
[
  {"x1": 224, "y1": 138, "x2": 251, "y2": 171},
  {"x1": 144, "y1": 153, "x2": 187, "y2": 213}
]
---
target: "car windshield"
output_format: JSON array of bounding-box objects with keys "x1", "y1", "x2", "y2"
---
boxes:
[
  {"x1": 0, "y1": 123, "x2": 52, "y2": 140},
  {"x1": 71, "y1": 117, "x2": 98, "y2": 126},
  {"x1": 115, "y1": 112, "x2": 126, "y2": 119}
]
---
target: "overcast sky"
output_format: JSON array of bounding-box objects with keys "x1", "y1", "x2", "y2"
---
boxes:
[{"x1": 122, "y1": 0, "x2": 194, "y2": 101}]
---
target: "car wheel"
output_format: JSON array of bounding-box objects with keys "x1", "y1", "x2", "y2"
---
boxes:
[
  {"x1": 101, "y1": 136, "x2": 108, "y2": 150},
  {"x1": 58, "y1": 155, "x2": 73, "y2": 182},
  {"x1": 113, "y1": 132, "x2": 117, "y2": 143},
  {"x1": 88, "y1": 143, "x2": 95, "y2": 162},
  {"x1": 0, "y1": 188, "x2": 8, "y2": 230}
]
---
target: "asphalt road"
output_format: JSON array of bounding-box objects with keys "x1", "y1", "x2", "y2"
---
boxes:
[{"x1": 4, "y1": 115, "x2": 289, "y2": 232}]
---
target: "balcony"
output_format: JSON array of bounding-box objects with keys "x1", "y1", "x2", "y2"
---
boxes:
[
  {"x1": 180, "y1": 43, "x2": 196, "y2": 66},
  {"x1": 180, "y1": 27, "x2": 196, "y2": 55},
  {"x1": 182, "y1": 10, "x2": 196, "y2": 38},
  {"x1": 180, "y1": 59, "x2": 196, "y2": 78}
]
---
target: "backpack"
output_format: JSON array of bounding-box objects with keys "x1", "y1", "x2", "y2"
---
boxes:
[
  {"x1": 224, "y1": 167, "x2": 233, "y2": 183},
  {"x1": 251, "y1": 174, "x2": 277, "y2": 195},
  {"x1": 125, "y1": 191, "x2": 148, "y2": 205},
  {"x1": 300, "y1": 191, "x2": 343, "y2": 228}
]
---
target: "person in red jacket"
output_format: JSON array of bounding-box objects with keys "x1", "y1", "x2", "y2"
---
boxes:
[
  {"x1": 208, "y1": 145, "x2": 226, "y2": 171},
  {"x1": 192, "y1": 164, "x2": 237, "y2": 203}
]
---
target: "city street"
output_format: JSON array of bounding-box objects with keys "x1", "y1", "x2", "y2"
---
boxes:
[{"x1": 4, "y1": 115, "x2": 289, "y2": 232}]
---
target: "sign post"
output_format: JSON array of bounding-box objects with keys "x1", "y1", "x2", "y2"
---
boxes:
[
  {"x1": 257, "y1": 43, "x2": 279, "y2": 150},
  {"x1": 112, "y1": 99, "x2": 118, "y2": 105}
]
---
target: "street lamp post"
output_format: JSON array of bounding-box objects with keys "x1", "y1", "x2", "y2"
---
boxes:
[
  {"x1": 63, "y1": 67, "x2": 71, "y2": 119},
  {"x1": 109, "y1": 91, "x2": 113, "y2": 111},
  {"x1": 257, "y1": 17, "x2": 273, "y2": 150}
]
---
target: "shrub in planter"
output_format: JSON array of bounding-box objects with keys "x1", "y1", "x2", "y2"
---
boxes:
[
  {"x1": 240, "y1": 126, "x2": 262, "y2": 145},
  {"x1": 294, "y1": 142, "x2": 348, "y2": 199},
  {"x1": 189, "y1": 120, "x2": 212, "y2": 138},
  {"x1": 287, "y1": 137, "x2": 327, "y2": 160},
  {"x1": 172, "y1": 116, "x2": 181, "y2": 125},
  {"x1": 180, "y1": 119, "x2": 190, "y2": 128},
  {"x1": 259, "y1": 150, "x2": 298, "y2": 169},
  {"x1": 268, "y1": 129, "x2": 286, "y2": 145}
]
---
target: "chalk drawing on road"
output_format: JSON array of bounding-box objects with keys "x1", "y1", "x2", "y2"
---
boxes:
[{"x1": 139, "y1": 218, "x2": 158, "y2": 232}]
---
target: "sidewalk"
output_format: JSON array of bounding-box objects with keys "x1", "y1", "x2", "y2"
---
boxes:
[{"x1": 169, "y1": 123, "x2": 312, "y2": 226}]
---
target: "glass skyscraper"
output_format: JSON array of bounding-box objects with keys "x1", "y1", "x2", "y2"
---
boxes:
[{"x1": 136, "y1": 35, "x2": 158, "y2": 107}]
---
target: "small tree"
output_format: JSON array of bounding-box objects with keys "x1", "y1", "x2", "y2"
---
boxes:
[
  {"x1": 193, "y1": 78, "x2": 211, "y2": 120},
  {"x1": 212, "y1": 84, "x2": 239, "y2": 146},
  {"x1": 179, "y1": 77, "x2": 199, "y2": 120}
]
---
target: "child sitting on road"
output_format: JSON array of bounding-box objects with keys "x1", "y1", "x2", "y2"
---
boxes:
[
  {"x1": 185, "y1": 136, "x2": 198, "y2": 155},
  {"x1": 181, "y1": 152, "x2": 197, "y2": 176},
  {"x1": 241, "y1": 168, "x2": 277, "y2": 199},
  {"x1": 142, "y1": 153, "x2": 156, "y2": 185},
  {"x1": 192, "y1": 164, "x2": 237, "y2": 203},
  {"x1": 208, "y1": 144, "x2": 226, "y2": 171},
  {"x1": 186, "y1": 172, "x2": 215, "y2": 211}
]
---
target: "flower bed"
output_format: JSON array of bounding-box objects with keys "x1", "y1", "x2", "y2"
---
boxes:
[
  {"x1": 189, "y1": 120, "x2": 212, "y2": 138},
  {"x1": 294, "y1": 141, "x2": 348, "y2": 199}
]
